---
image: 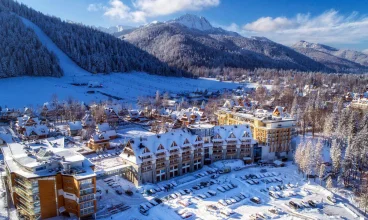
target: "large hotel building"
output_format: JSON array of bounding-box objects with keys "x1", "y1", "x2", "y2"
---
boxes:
[
  {"x1": 120, "y1": 125, "x2": 256, "y2": 185},
  {"x1": 1, "y1": 138, "x2": 97, "y2": 220},
  {"x1": 215, "y1": 106, "x2": 296, "y2": 160}
]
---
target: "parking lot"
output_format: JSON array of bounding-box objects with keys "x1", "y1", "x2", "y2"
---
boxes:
[{"x1": 97, "y1": 160, "x2": 360, "y2": 220}]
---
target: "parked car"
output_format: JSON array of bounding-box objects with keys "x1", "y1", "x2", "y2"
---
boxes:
[
  {"x1": 250, "y1": 197, "x2": 261, "y2": 204},
  {"x1": 289, "y1": 201, "x2": 301, "y2": 210},
  {"x1": 125, "y1": 189, "x2": 133, "y2": 196},
  {"x1": 115, "y1": 189, "x2": 123, "y2": 195},
  {"x1": 327, "y1": 196, "x2": 336, "y2": 204},
  {"x1": 308, "y1": 200, "x2": 317, "y2": 208}
]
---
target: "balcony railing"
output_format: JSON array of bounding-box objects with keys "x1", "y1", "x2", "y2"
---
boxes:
[
  {"x1": 80, "y1": 188, "x2": 94, "y2": 196},
  {"x1": 79, "y1": 194, "x2": 95, "y2": 203},
  {"x1": 15, "y1": 178, "x2": 37, "y2": 189},
  {"x1": 156, "y1": 163, "x2": 165, "y2": 169},
  {"x1": 17, "y1": 201, "x2": 40, "y2": 215},
  {"x1": 169, "y1": 159, "x2": 180, "y2": 164},
  {"x1": 80, "y1": 184, "x2": 94, "y2": 190}
]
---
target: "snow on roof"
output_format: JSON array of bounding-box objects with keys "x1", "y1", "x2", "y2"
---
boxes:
[
  {"x1": 97, "y1": 123, "x2": 111, "y2": 132},
  {"x1": 213, "y1": 125, "x2": 252, "y2": 143},
  {"x1": 24, "y1": 124, "x2": 49, "y2": 136},
  {"x1": 121, "y1": 125, "x2": 253, "y2": 164},
  {"x1": 3, "y1": 139, "x2": 95, "y2": 179},
  {"x1": 16, "y1": 115, "x2": 40, "y2": 127},
  {"x1": 68, "y1": 121, "x2": 82, "y2": 130}
]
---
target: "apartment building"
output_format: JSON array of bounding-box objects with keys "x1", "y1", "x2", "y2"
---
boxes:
[
  {"x1": 2, "y1": 138, "x2": 97, "y2": 220},
  {"x1": 120, "y1": 125, "x2": 255, "y2": 186},
  {"x1": 216, "y1": 106, "x2": 296, "y2": 160}
]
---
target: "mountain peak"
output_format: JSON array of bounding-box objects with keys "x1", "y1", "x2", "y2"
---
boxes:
[
  {"x1": 169, "y1": 14, "x2": 213, "y2": 31},
  {"x1": 293, "y1": 40, "x2": 338, "y2": 52}
]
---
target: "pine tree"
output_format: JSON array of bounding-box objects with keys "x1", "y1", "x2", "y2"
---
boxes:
[{"x1": 326, "y1": 176, "x2": 333, "y2": 189}]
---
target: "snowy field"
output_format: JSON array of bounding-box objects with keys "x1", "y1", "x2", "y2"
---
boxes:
[
  {"x1": 0, "y1": 16, "x2": 239, "y2": 109},
  {"x1": 95, "y1": 160, "x2": 363, "y2": 220}
]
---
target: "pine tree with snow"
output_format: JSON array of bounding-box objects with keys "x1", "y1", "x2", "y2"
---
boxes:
[
  {"x1": 330, "y1": 139, "x2": 342, "y2": 176},
  {"x1": 326, "y1": 176, "x2": 333, "y2": 189},
  {"x1": 319, "y1": 164, "x2": 326, "y2": 185}
]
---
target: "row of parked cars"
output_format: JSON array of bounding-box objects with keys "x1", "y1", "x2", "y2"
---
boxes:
[
  {"x1": 139, "y1": 198, "x2": 163, "y2": 216},
  {"x1": 288, "y1": 200, "x2": 318, "y2": 210},
  {"x1": 194, "y1": 190, "x2": 217, "y2": 200},
  {"x1": 217, "y1": 183, "x2": 237, "y2": 192},
  {"x1": 148, "y1": 182, "x2": 178, "y2": 194},
  {"x1": 195, "y1": 168, "x2": 218, "y2": 178},
  {"x1": 218, "y1": 192, "x2": 247, "y2": 206},
  {"x1": 191, "y1": 180, "x2": 217, "y2": 190},
  {"x1": 176, "y1": 209, "x2": 195, "y2": 219},
  {"x1": 103, "y1": 177, "x2": 133, "y2": 196},
  {"x1": 168, "y1": 189, "x2": 193, "y2": 199}
]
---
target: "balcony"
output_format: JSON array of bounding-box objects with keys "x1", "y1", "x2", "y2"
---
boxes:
[
  {"x1": 156, "y1": 163, "x2": 166, "y2": 169},
  {"x1": 80, "y1": 183, "x2": 94, "y2": 190},
  {"x1": 182, "y1": 156, "x2": 191, "y2": 162},
  {"x1": 169, "y1": 159, "x2": 180, "y2": 165},
  {"x1": 79, "y1": 194, "x2": 95, "y2": 203},
  {"x1": 17, "y1": 201, "x2": 40, "y2": 215},
  {"x1": 213, "y1": 142, "x2": 223, "y2": 147},
  {"x1": 80, "y1": 188, "x2": 94, "y2": 196},
  {"x1": 15, "y1": 178, "x2": 37, "y2": 189}
]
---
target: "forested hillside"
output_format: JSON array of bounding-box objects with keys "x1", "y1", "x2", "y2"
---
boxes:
[
  {"x1": 0, "y1": 8, "x2": 62, "y2": 78},
  {"x1": 123, "y1": 15, "x2": 333, "y2": 77},
  {"x1": 0, "y1": 0, "x2": 181, "y2": 76}
]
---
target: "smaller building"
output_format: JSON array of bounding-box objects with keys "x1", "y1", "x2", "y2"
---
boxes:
[
  {"x1": 16, "y1": 115, "x2": 49, "y2": 140},
  {"x1": 68, "y1": 121, "x2": 83, "y2": 136}
]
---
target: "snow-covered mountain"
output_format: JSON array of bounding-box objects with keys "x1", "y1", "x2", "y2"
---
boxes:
[
  {"x1": 292, "y1": 41, "x2": 368, "y2": 72},
  {"x1": 122, "y1": 14, "x2": 332, "y2": 75},
  {"x1": 96, "y1": 25, "x2": 135, "y2": 34},
  {"x1": 169, "y1": 14, "x2": 213, "y2": 31}
]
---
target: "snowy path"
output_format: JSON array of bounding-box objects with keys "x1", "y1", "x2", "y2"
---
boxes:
[{"x1": 20, "y1": 16, "x2": 90, "y2": 77}]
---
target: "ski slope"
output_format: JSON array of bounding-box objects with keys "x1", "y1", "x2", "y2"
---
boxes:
[
  {"x1": 0, "y1": 17, "x2": 239, "y2": 109},
  {"x1": 20, "y1": 16, "x2": 89, "y2": 77}
]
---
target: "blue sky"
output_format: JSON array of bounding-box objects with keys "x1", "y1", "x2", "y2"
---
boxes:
[{"x1": 17, "y1": 0, "x2": 368, "y2": 51}]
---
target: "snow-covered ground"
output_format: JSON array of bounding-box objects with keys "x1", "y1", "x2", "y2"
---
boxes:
[
  {"x1": 0, "y1": 17, "x2": 239, "y2": 109},
  {"x1": 96, "y1": 160, "x2": 363, "y2": 220}
]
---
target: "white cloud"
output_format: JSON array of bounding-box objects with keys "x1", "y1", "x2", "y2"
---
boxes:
[
  {"x1": 226, "y1": 10, "x2": 368, "y2": 46},
  {"x1": 244, "y1": 16, "x2": 296, "y2": 32},
  {"x1": 92, "y1": 0, "x2": 220, "y2": 23},
  {"x1": 363, "y1": 49, "x2": 368, "y2": 54},
  {"x1": 87, "y1": 3, "x2": 105, "y2": 12}
]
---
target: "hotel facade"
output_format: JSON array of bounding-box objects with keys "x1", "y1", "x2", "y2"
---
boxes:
[
  {"x1": 120, "y1": 125, "x2": 256, "y2": 186},
  {"x1": 2, "y1": 138, "x2": 97, "y2": 220},
  {"x1": 216, "y1": 106, "x2": 296, "y2": 160}
]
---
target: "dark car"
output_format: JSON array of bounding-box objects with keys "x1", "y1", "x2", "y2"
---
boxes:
[
  {"x1": 125, "y1": 189, "x2": 133, "y2": 196},
  {"x1": 308, "y1": 200, "x2": 317, "y2": 207},
  {"x1": 115, "y1": 189, "x2": 123, "y2": 195},
  {"x1": 250, "y1": 197, "x2": 261, "y2": 204},
  {"x1": 154, "y1": 197, "x2": 163, "y2": 204},
  {"x1": 289, "y1": 201, "x2": 301, "y2": 210}
]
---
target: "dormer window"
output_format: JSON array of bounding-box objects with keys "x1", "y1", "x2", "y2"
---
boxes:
[
  {"x1": 243, "y1": 132, "x2": 250, "y2": 138},
  {"x1": 228, "y1": 133, "x2": 236, "y2": 138},
  {"x1": 183, "y1": 139, "x2": 190, "y2": 145},
  {"x1": 157, "y1": 144, "x2": 165, "y2": 151},
  {"x1": 195, "y1": 136, "x2": 202, "y2": 142},
  {"x1": 143, "y1": 147, "x2": 150, "y2": 154},
  {"x1": 171, "y1": 141, "x2": 178, "y2": 147}
]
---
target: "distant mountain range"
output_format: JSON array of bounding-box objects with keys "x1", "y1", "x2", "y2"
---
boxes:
[
  {"x1": 96, "y1": 25, "x2": 135, "y2": 34},
  {"x1": 0, "y1": 0, "x2": 367, "y2": 79},
  {"x1": 292, "y1": 41, "x2": 368, "y2": 72},
  {"x1": 121, "y1": 14, "x2": 335, "y2": 74}
]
